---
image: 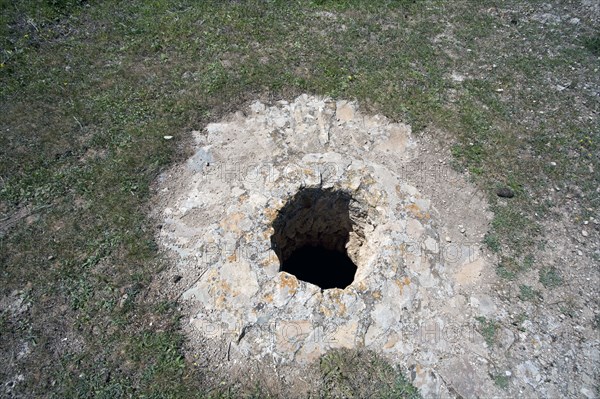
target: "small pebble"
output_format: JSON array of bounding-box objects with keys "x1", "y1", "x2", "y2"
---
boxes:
[
  {"x1": 497, "y1": 187, "x2": 514, "y2": 198},
  {"x1": 164, "y1": 135, "x2": 173, "y2": 140},
  {"x1": 445, "y1": 236, "x2": 452, "y2": 243},
  {"x1": 581, "y1": 230, "x2": 589, "y2": 237},
  {"x1": 550, "y1": 161, "x2": 557, "y2": 166}
]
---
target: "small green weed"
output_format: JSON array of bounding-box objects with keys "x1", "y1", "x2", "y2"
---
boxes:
[
  {"x1": 475, "y1": 316, "x2": 498, "y2": 347},
  {"x1": 484, "y1": 232, "x2": 501, "y2": 252},
  {"x1": 539, "y1": 267, "x2": 563, "y2": 288},
  {"x1": 320, "y1": 349, "x2": 420, "y2": 399},
  {"x1": 493, "y1": 374, "x2": 509, "y2": 389},
  {"x1": 518, "y1": 285, "x2": 540, "y2": 302},
  {"x1": 582, "y1": 32, "x2": 600, "y2": 56}
]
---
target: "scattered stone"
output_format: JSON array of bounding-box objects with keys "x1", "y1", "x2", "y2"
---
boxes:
[
  {"x1": 581, "y1": 230, "x2": 589, "y2": 237},
  {"x1": 163, "y1": 135, "x2": 173, "y2": 140},
  {"x1": 172, "y1": 275, "x2": 182, "y2": 283},
  {"x1": 451, "y1": 71, "x2": 465, "y2": 82},
  {"x1": 497, "y1": 187, "x2": 515, "y2": 198},
  {"x1": 471, "y1": 294, "x2": 497, "y2": 316},
  {"x1": 498, "y1": 327, "x2": 515, "y2": 350},
  {"x1": 440, "y1": 356, "x2": 492, "y2": 398},
  {"x1": 532, "y1": 12, "x2": 562, "y2": 24},
  {"x1": 118, "y1": 293, "x2": 129, "y2": 308},
  {"x1": 516, "y1": 361, "x2": 542, "y2": 388}
]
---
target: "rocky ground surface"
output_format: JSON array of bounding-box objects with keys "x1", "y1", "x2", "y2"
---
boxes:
[
  {"x1": 1, "y1": 0, "x2": 598, "y2": 397},
  {"x1": 150, "y1": 95, "x2": 599, "y2": 398}
]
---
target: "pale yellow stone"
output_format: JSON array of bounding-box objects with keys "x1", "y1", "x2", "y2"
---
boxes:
[
  {"x1": 453, "y1": 257, "x2": 485, "y2": 286},
  {"x1": 407, "y1": 218, "x2": 425, "y2": 238},
  {"x1": 383, "y1": 331, "x2": 400, "y2": 350},
  {"x1": 275, "y1": 320, "x2": 313, "y2": 355},
  {"x1": 336, "y1": 102, "x2": 355, "y2": 122},
  {"x1": 219, "y1": 212, "x2": 245, "y2": 233},
  {"x1": 295, "y1": 341, "x2": 325, "y2": 364},
  {"x1": 374, "y1": 124, "x2": 410, "y2": 153},
  {"x1": 329, "y1": 320, "x2": 359, "y2": 349}
]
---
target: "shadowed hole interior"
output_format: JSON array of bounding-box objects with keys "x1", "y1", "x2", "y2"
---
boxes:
[{"x1": 270, "y1": 188, "x2": 357, "y2": 290}]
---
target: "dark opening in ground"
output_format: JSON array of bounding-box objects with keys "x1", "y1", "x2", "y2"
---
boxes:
[{"x1": 270, "y1": 188, "x2": 358, "y2": 290}]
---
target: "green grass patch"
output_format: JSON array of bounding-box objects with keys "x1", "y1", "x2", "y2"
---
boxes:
[
  {"x1": 475, "y1": 316, "x2": 498, "y2": 347},
  {"x1": 582, "y1": 32, "x2": 600, "y2": 56},
  {"x1": 492, "y1": 374, "x2": 510, "y2": 390},
  {"x1": 539, "y1": 267, "x2": 563, "y2": 288},
  {"x1": 320, "y1": 349, "x2": 421, "y2": 399},
  {"x1": 496, "y1": 256, "x2": 534, "y2": 280},
  {"x1": 484, "y1": 232, "x2": 501, "y2": 253},
  {"x1": 518, "y1": 285, "x2": 541, "y2": 302}
]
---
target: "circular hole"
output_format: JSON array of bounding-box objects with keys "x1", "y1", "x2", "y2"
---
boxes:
[{"x1": 270, "y1": 188, "x2": 358, "y2": 290}]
